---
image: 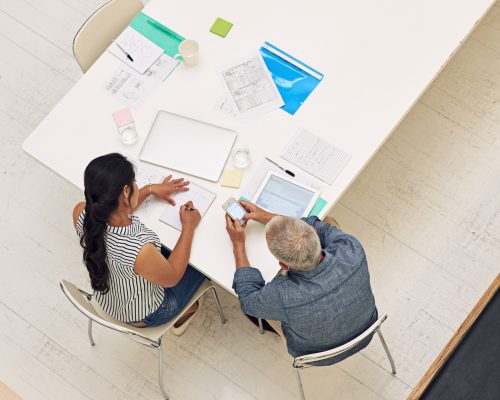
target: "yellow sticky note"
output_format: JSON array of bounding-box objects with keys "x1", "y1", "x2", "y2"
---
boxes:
[{"x1": 221, "y1": 169, "x2": 243, "y2": 188}]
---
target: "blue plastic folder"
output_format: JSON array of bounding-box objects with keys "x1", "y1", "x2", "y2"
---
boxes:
[{"x1": 260, "y1": 42, "x2": 324, "y2": 115}]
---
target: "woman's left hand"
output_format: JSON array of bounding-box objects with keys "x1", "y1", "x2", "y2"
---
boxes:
[{"x1": 152, "y1": 175, "x2": 189, "y2": 205}]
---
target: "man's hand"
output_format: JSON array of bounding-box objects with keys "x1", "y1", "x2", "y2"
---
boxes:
[
  {"x1": 225, "y1": 214, "x2": 246, "y2": 248},
  {"x1": 152, "y1": 175, "x2": 189, "y2": 205},
  {"x1": 180, "y1": 201, "x2": 201, "y2": 230},
  {"x1": 240, "y1": 200, "x2": 276, "y2": 224},
  {"x1": 225, "y1": 214, "x2": 250, "y2": 268}
]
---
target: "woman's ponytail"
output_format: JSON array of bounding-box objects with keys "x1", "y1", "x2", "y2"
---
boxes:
[{"x1": 80, "y1": 153, "x2": 135, "y2": 293}]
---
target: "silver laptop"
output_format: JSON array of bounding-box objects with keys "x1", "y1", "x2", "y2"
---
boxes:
[{"x1": 139, "y1": 110, "x2": 237, "y2": 182}]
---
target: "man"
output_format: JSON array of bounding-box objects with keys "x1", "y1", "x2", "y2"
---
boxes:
[{"x1": 225, "y1": 200, "x2": 378, "y2": 364}]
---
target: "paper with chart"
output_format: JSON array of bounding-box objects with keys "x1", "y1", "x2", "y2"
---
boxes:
[
  {"x1": 281, "y1": 129, "x2": 351, "y2": 185},
  {"x1": 218, "y1": 53, "x2": 284, "y2": 121},
  {"x1": 159, "y1": 182, "x2": 216, "y2": 231},
  {"x1": 109, "y1": 27, "x2": 164, "y2": 74},
  {"x1": 104, "y1": 54, "x2": 178, "y2": 108}
]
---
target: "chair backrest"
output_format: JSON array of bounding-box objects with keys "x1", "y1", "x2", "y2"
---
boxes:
[
  {"x1": 293, "y1": 314, "x2": 388, "y2": 368},
  {"x1": 73, "y1": 0, "x2": 143, "y2": 72},
  {"x1": 60, "y1": 279, "x2": 159, "y2": 346}
]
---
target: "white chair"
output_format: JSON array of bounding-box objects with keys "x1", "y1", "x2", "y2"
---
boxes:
[
  {"x1": 292, "y1": 314, "x2": 397, "y2": 400},
  {"x1": 73, "y1": 0, "x2": 143, "y2": 72},
  {"x1": 60, "y1": 279, "x2": 226, "y2": 399}
]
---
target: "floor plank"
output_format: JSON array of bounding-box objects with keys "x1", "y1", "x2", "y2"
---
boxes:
[
  {"x1": 0, "y1": 11, "x2": 81, "y2": 82},
  {"x1": 0, "y1": 35, "x2": 74, "y2": 114},
  {"x1": 0, "y1": 2, "x2": 74, "y2": 54},
  {"x1": 433, "y1": 38, "x2": 500, "y2": 124}
]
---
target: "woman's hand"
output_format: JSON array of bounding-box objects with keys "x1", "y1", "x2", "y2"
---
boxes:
[
  {"x1": 180, "y1": 201, "x2": 201, "y2": 230},
  {"x1": 152, "y1": 175, "x2": 189, "y2": 205}
]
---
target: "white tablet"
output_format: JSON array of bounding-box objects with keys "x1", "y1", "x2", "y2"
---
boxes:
[{"x1": 252, "y1": 171, "x2": 320, "y2": 218}]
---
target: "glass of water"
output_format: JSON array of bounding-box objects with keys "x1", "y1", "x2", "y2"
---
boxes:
[
  {"x1": 117, "y1": 123, "x2": 138, "y2": 145},
  {"x1": 112, "y1": 107, "x2": 138, "y2": 145},
  {"x1": 232, "y1": 146, "x2": 251, "y2": 168}
]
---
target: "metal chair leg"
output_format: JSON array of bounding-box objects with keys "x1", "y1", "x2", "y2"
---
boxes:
[
  {"x1": 158, "y1": 341, "x2": 169, "y2": 400},
  {"x1": 377, "y1": 329, "x2": 396, "y2": 374},
  {"x1": 87, "y1": 319, "x2": 95, "y2": 346},
  {"x1": 258, "y1": 318, "x2": 264, "y2": 334},
  {"x1": 295, "y1": 368, "x2": 306, "y2": 400},
  {"x1": 210, "y1": 287, "x2": 226, "y2": 324}
]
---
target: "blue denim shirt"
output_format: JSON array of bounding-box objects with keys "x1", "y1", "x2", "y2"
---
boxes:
[{"x1": 233, "y1": 216, "x2": 378, "y2": 365}]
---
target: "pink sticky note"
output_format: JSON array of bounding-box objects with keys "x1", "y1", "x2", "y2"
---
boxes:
[{"x1": 112, "y1": 107, "x2": 134, "y2": 127}]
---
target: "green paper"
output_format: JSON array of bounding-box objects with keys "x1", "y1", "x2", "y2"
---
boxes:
[
  {"x1": 307, "y1": 197, "x2": 327, "y2": 217},
  {"x1": 129, "y1": 12, "x2": 185, "y2": 57},
  {"x1": 239, "y1": 196, "x2": 327, "y2": 218},
  {"x1": 210, "y1": 17, "x2": 233, "y2": 38}
]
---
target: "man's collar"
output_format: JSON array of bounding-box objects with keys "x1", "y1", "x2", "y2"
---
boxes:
[{"x1": 288, "y1": 251, "x2": 331, "y2": 277}]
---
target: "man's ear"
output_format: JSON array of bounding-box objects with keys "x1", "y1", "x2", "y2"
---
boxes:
[{"x1": 279, "y1": 261, "x2": 289, "y2": 271}]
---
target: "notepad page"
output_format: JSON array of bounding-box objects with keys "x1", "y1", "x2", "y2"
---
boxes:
[
  {"x1": 281, "y1": 129, "x2": 351, "y2": 185},
  {"x1": 109, "y1": 27, "x2": 163, "y2": 74},
  {"x1": 159, "y1": 182, "x2": 216, "y2": 231}
]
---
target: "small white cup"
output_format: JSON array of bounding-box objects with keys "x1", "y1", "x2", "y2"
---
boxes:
[{"x1": 174, "y1": 39, "x2": 199, "y2": 67}]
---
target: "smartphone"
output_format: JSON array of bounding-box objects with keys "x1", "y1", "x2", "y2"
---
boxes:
[{"x1": 222, "y1": 197, "x2": 247, "y2": 222}]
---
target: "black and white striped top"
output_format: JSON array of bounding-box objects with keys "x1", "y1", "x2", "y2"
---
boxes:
[{"x1": 76, "y1": 209, "x2": 164, "y2": 322}]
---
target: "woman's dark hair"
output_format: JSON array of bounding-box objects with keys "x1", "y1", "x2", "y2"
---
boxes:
[{"x1": 80, "y1": 153, "x2": 135, "y2": 294}]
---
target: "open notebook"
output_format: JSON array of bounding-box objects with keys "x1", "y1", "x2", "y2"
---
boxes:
[{"x1": 159, "y1": 182, "x2": 216, "y2": 230}]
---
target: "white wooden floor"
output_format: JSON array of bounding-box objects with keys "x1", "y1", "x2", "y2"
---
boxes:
[{"x1": 1, "y1": 1, "x2": 499, "y2": 399}]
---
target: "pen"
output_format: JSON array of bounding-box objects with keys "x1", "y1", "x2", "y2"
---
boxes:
[
  {"x1": 114, "y1": 40, "x2": 134, "y2": 62},
  {"x1": 265, "y1": 157, "x2": 295, "y2": 177}
]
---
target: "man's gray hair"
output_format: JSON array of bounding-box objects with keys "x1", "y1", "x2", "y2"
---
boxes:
[{"x1": 265, "y1": 216, "x2": 322, "y2": 271}]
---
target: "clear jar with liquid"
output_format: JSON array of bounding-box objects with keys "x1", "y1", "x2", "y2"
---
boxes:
[
  {"x1": 232, "y1": 146, "x2": 251, "y2": 168},
  {"x1": 117, "y1": 123, "x2": 139, "y2": 145},
  {"x1": 112, "y1": 107, "x2": 138, "y2": 145}
]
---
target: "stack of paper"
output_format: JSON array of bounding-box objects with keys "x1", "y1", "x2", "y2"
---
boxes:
[{"x1": 105, "y1": 18, "x2": 185, "y2": 108}]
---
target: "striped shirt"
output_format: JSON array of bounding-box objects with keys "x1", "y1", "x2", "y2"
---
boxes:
[{"x1": 76, "y1": 209, "x2": 164, "y2": 322}]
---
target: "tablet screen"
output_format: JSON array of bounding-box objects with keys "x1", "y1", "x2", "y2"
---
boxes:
[{"x1": 255, "y1": 174, "x2": 316, "y2": 218}]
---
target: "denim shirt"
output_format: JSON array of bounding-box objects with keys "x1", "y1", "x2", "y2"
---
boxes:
[{"x1": 232, "y1": 216, "x2": 378, "y2": 365}]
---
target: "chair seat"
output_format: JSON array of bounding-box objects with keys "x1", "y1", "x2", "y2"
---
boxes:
[{"x1": 90, "y1": 279, "x2": 215, "y2": 344}]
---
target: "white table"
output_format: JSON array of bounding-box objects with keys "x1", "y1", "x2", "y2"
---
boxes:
[{"x1": 23, "y1": 0, "x2": 495, "y2": 292}]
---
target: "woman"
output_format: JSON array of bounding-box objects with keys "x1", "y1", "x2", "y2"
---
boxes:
[{"x1": 72, "y1": 153, "x2": 206, "y2": 334}]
